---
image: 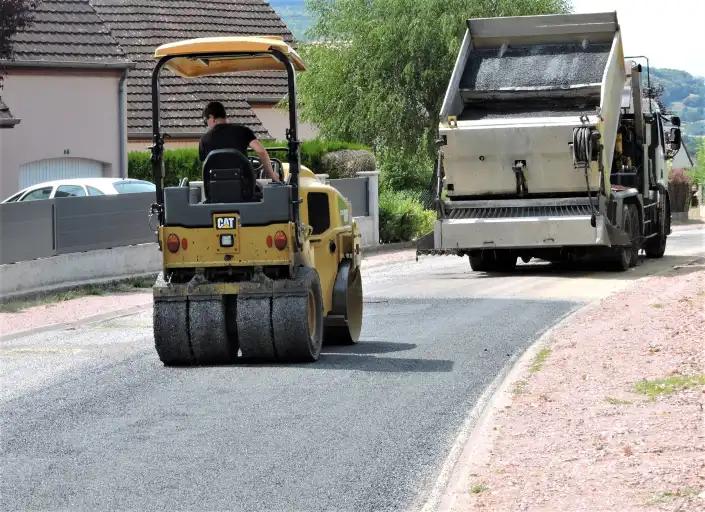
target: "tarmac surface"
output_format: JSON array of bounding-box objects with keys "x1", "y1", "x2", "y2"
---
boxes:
[{"x1": 1, "y1": 226, "x2": 703, "y2": 511}]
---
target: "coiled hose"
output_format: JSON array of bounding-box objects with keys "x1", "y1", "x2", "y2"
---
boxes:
[
  {"x1": 572, "y1": 126, "x2": 593, "y2": 167},
  {"x1": 572, "y1": 126, "x2": 599, "y2": 222}
]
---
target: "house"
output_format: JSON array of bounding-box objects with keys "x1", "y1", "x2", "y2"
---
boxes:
[
  {"x1": 0, "y1": 99, "x2": 21, "y2": 129},
  {"x1": 671, "y1": 140, "x2": 694, "y2": 171},
  {"x1": 0, "y1": 0, "x2": 133, "y2": 200},
  {"x1": 90, "y1": 0, "x2": 318, "y2": 152}
]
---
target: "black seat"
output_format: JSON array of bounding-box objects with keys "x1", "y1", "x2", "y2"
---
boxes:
[{"x1": 202, "y1": 149, "x2": 256, "y2": 203}]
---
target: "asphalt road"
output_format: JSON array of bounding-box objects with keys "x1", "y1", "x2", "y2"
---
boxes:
[{"x1": 1, "y1": 226, "x2": 703, "y2": 511}]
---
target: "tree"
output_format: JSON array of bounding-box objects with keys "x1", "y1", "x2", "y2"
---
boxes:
[
  {"x1": 690, "y1": 138, "x2": 705, "y2": 188},
  {"x1": 0, "y1": 0, "x2": 39, "y2": 60},
  {"x1": 299, "y1": 0, "x2": 570, "y2": 161}
]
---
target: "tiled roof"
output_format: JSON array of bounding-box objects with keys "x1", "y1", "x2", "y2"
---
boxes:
[
  {"x1": 91, "y1": 0, "x2": 295, "y2": 138},
  {"x1": 6, "y1": 0, "x2": 128, "y2": 65}
]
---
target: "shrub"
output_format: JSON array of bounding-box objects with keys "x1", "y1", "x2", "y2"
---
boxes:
[
  {"x1": 668, "y1": 168, "x2": 693, "y2": 213},
  {"x1": 320, "y1": 149, "x2": 376, "y2": 178},
  {"x1": 128, "y1": 148, "x2": 201, "y2": 186},
  {"x1": 377, "y1": 144, "x2": 434, "y2": 193},
  {"x1": 128, "y1": 139, "x2": 369, "y2": 185},
  {"x1": 378, "y1": 189, "x2": 435, "y2": 243}
]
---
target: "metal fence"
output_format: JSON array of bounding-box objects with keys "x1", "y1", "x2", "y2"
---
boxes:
[
  {"x1": 0, "y1": 193, "x2": 156, "y2": 264},
  {"x1": 0, "y1": 177, "x2": 373, "y2": 265}
]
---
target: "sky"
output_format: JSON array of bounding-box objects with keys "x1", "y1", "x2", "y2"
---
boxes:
[{"x1": 571, "y1": 0, "x2": 705, "y2": 77}]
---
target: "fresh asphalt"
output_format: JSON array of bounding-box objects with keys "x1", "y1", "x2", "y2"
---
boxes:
[{"x1": 1, "y1": 226, "x2": 703, "y2": 511}]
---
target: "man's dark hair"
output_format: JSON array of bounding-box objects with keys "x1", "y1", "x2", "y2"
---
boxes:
[{"x1": 203, "y1": 101, "x2": 226, "y2": 120}]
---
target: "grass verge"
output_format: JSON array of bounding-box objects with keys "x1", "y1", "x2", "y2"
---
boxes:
[
  {"x1": 529, "y1": 347, "x2": 552, "y2": 374},
  {"x1": 634, "y1": 374, "x2": 705, "y2": 399},
  {"x1": 0, "y1": 276, "x2": 154, "y2": 313},
  {"x1": 470, "y1": 483, "x2": 488, "y2": 494},
  {"x1": 604, "y1": 396, "x2": 633, "y2": 405},
  {"x1": 646, "y1": 487, "x2": 699, "y2": 505}
]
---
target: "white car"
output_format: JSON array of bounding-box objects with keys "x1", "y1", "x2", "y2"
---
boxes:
[{"x1": 2, "y1": 178, "x2": 156, "y2": 203}]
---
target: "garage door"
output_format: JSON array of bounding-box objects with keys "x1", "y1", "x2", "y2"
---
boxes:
[{"x1": 19, "y1": 158, "x2": 105, "y2": 188}]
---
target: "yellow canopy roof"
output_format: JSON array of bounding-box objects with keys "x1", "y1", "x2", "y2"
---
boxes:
[{"x1": 153, "y1": 36, "x2": 306, "y2": 77}]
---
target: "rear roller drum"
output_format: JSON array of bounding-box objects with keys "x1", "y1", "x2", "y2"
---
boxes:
[
  {"x1": 189, "y1": 296, "x2": 238, "y2": 365},
  {"x1": 237, "y1": 294, "x2": 276, "y2": 360},
  {"x1": 324, "y1": 261, "x2": 363, "y2": 345},
  {"x1": 272, "y1": 267, "x2": 324, "y2": 362},
  {"x1": 154, "y1": 298, "x2": 194, "y2": 366}
]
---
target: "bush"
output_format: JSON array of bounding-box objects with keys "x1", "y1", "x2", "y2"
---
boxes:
[
  {"x1": 668, "y1": 168, "x2": 693, "y2": 213},
  {"x1": 377, "y1": 144, "x2": 434, "y2": 193},
  {"x1": 379, "y1": 189, "x2": 435, "y2": 243},
  {"x1": 320, "y1": 149, "x2": 376, "y2": 178},
  {"x1": 128, "y1": 139, "x2": 369, "y2": 185},
  {"x1": 128, "y1": 148, "x2": 201, "y2": 186}
]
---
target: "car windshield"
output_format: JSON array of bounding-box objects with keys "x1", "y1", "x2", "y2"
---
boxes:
[
  {"x1": 113, "y1": 180, "x2": 156, "y2": 194},
  {"x1": 20, "y1": 187, "x2": 53, "y2": 201}
]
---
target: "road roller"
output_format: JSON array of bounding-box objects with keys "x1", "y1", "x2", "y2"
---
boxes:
[{"x1": 149, "y1": 37, "x2": 363, "y2": 365}]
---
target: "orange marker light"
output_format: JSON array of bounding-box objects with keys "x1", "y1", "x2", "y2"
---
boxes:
[
  {"x1": 181, "y1": 238, "x2": 188, "y2": 250},
  {"x1": 266, "y1": 235, "x2": 273, "y2": 248},
  {"x1": 166, "y1": 233, "x2": 180, "y2": 253}
]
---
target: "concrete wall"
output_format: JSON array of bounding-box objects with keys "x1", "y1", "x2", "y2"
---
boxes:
[
  {"x1": 0, "y1": 69, "x2": 123, "y2": 199},
  {"x1": 0, "y1": 244, "x2": 161, "y2": 299}
]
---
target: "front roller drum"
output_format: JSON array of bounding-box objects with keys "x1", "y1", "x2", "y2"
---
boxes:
[
  {"x1": 324, "y1": 260, "x2": 363, "y2": 345},
  {"x1": 189, "y1": 296, "x2": 238, "y2": 365},
  {"x1": 272, "y1": 267, "x2": 324, "y2": 362},
  {"x1": 154, "y1": 298, "x2": 194, "y2": 366}
]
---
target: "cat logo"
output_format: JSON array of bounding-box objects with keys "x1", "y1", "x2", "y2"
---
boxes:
[{"x1": 216, "y1": 217, "x2": 236, "y2": 230}]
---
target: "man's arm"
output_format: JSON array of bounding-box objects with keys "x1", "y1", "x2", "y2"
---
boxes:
[{"x1": 249, "y1": 139, "x2": 280, "y2": 182}]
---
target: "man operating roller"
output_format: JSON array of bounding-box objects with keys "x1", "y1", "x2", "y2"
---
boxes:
[{"x1": 199, "y1": 101, "x2": 280, "y2": 182}]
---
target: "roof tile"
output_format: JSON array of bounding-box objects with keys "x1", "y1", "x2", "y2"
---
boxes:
[
  {"x1": 6, "y1": 0, "x2": 128, "y2": 64},
  {"x1": 91, "y1": 0, "x2": 295, "y2": 138}
]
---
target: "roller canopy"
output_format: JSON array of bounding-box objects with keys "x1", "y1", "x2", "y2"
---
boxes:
[{"x1": 153, "y1": 36, "x2": 306, "y2": 77}]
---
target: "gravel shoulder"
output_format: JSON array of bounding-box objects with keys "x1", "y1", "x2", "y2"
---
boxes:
[{"x1": 444, "y1": 265, "x2": 705, "y2": 511}]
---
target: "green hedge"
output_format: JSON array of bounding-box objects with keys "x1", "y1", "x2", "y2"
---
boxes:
[
  {"x1": 379, "y1": 189, "x2": 435, "y2": 243},
  {"x1": 128, "y1": 139, "x2": 369, "y2": 186}
]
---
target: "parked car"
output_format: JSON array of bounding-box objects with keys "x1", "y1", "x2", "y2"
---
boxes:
[{"x1": 1, "y1": 178, "x2": 156, "y2": 203}]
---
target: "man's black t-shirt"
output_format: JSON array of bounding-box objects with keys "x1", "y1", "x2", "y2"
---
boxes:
[{"x1": 199, "y1": 123, "x2": 256, "y2": 161}]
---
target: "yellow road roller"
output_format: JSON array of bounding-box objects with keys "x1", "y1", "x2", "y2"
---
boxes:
[{"x1": 149, "y1": 37, "x2": 363, "y2": 365}]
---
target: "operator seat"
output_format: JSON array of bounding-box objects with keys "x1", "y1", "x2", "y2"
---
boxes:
[{"x1": 202, "y1": 149, "x2": 257, "y2": 203}]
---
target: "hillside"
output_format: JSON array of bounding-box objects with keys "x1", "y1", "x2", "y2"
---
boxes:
[
  {"x1": 266, "y1": 2, "x2": 704, "y2": 146},
  {"x1": 650, "y1": 67, "x2": 705, "y2": 141}
]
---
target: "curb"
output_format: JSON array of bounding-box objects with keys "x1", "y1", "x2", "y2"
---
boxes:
[
  {"x1": 419, "y1": 304, "x2": 584, "y2": 512},
  {"x1": 363, "y1": 241, "x2": 417, "y2": 255},
  {"x1": 0, "y1": 273, "x2": 158, "y2": 305},
  {"x1": 424, "y1": 255, "x2": 705, "y2": 511}
]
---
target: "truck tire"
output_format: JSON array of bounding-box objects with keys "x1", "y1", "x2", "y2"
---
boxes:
[
  {"x1": 645, "y1": 195, "x2": 669, "y2": 258},
  {"x1": 468, "y1": 253, "x2": 490, "y2": 271},
  {"x1": 626, "y1": 204, "x2": 640, "y2": 268},
  {"x1": 469, "y1": 251, "x2": 516, "y2": 272}
]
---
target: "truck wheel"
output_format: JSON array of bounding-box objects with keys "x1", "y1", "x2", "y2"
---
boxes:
[
  {"x1": 611, "y1": 205, "x2": 635, "y2": 271},
  {"x1": 645, "y1": 195, "x2": 669, "y2": 258},
  {"x1": 469, "y1": 253, "x2": 490, "y2": 271},
  {"x1": 494, "y1": 251, "x2": 517, "y2": 271},
  {"x1": 626, "y1": 204, "x2": 640, "y2": 268}
]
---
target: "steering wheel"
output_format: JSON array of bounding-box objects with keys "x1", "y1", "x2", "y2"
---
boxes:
[
  {"x1": 251, "y1": 157, "x2": 285, "y2": 182},
  {"x1": 248, "y1": 156, "x2": 263, "y2": 175}
]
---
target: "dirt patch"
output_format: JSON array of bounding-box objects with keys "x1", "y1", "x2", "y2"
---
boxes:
[{"x1": 456, "y1": 268, "x2": 705, "y2": 511}]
